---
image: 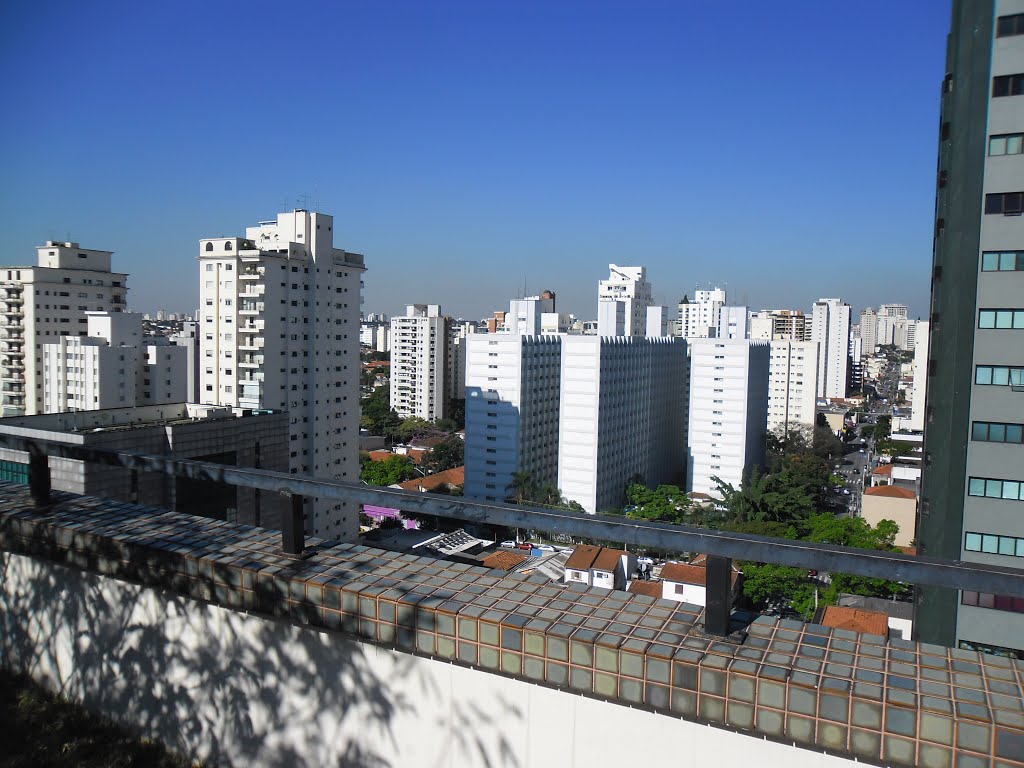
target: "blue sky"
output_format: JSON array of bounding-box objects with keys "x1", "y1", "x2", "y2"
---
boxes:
[{"x1": 0, "y1": 1, "x2": 949, "y2": 321}]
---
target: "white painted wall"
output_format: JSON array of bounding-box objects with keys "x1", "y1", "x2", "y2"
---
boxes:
[{"x1": 1, "y1": 552, "x2": 861, "y2": 768}]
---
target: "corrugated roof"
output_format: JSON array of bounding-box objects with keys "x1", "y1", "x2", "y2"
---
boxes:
[{"x1": 481, "y1": 550, "x2": 530, "y2": 572}]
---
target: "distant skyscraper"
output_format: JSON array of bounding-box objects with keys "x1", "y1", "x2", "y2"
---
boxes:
[
  {"x1": 859, "y1": 307, "x2": 879, "y2": 353},
  {"x1": 506, "y1": 291, "x2": 556, "y2": 336},
  {"x1": 811, "y1": 298, "x2": 851, "y2": 399},
  {"x1": 0, "y1": 242, "x2": 128, "y2": 416},
  {"x1": 597, "y1": 265, "x2": 653, "y2": 337},
  {"x1": 917, "y1": 0, "x2": 1024, "y2": 656},
  {"x1": 749, "y1": 309, "x2": 807, "y2": 341},
  {"x1": 390, "y1": 304, "x2": 451, "y2": 422},
  {"x1": 198, "y1": 209, "x2": 365, "y2": 542}
]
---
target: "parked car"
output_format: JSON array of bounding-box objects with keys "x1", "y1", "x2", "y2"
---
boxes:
[
  {"x1": 499, "y1": 540, "x2": 516, "y2": 548},
  {"x1": 517, "y1": 543, "x2": 532, "y2": 550},
  {"x1": 536, "y1": 545, "x2": 555, "y2": 552}
]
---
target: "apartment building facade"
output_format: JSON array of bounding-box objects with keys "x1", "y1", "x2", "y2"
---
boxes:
[
  {"x1": 596, "y1": 265, "x2": 652, "y2": 337},
  {"x1": 918, "y1": 0, "x2": 1024, "y2": 656},
  {"x1": 390, "y1": 304, "x2": 451, "y2": 422},
  {"x1": 811, "y1": 297, "x2": 851, "y2": 399},
  {"x1": 766, "y1": 340, "x2": 820, "y2": 437},
  {"x1": 1, "y1": 242, "x2": 128, "y2": 416},
  {"x1": 198, "y1": 209, "x2": 365, "y2": 542},
  {"x1": 42, "y1": 312, "x2": 186, "y2": 412},
  {"x1": 687, "y1": 338, "x2": 770, "y2": 497}
]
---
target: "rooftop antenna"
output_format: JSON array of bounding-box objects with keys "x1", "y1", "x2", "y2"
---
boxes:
[{"x1": 296, "y1": 193, "x2": 311, "y2": 211}]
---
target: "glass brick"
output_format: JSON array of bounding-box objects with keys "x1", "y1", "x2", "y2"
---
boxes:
[
  {"x1": 756, "y1": 708, "x2": 785, "y2": 738},
  {"x1": 594, "y1": 672, "x2": 617, "y2": 697},
  {"x1": 699, "y1": 695, "x2": 725, "y2": 721}
]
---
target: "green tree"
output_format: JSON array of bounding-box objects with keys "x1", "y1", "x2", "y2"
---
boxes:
[
  {"x1": 507, "y1": 471, "x2": 537, "y2": 504},
  {"x1": 398, "y1": 417, "x2": 435, "y2": 444},
  {"x1": 422, "y1": 434, "x2": 464, "y2": 472},
  {"x1": 360, "y1": 386, "x2": 401, "y2": 439},
  {"x1": 625, "y1": 484, "x2": 691, "y2": 524},
  {"x1": 360, "y1": 455, "x2": 416, "y2": 486}
]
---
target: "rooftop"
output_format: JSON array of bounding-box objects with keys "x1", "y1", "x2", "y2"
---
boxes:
[
  {"x1": 864, "y1": 485, "x2": 917, "y2": 500},
  {"x1": 819, "y1": 606, "x2": 890, "y2": 638}
]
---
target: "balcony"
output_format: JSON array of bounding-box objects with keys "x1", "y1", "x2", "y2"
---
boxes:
[
  {"x1": 238, "y1": 302, "x2": 265, "y2": 315},
  {"x1": 238, "y1": 355, "x2": 264, "y2": 368},
  {"x1": 0, "y1": 437, "x2": 1022, "y2": 768},
  {"x1": 239, "y1": 268, "x2": 263, "y2": 280}
]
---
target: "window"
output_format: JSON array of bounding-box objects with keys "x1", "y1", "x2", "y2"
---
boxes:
[
  {"x1": 993, "y1": 73, "x2": 1024, "y2": 97},
  {"x1": 979, "y1": 309, "x2": 1024, "y2": 329},
  {"x1": 225, "y1": 241, "x2": 233, "y2": 251},
  {"x1": 982, "y1": 251, "x2": 1024, "y2": 271},
  {"x1": 968, "y1": 477, "x2": 1024, "y2": 501},
  {"x1": 961, "y1": 591, "x2": 1024, "y2": 613},
  {"x1": 997, "y1": 13, "x2": 1024, "y2": 37},
  {"x1": 965, "y1": 531, "x2": 1024, "y2": 557},
  {"x1": 989, "y1": 133, "x2": 1024, "y2": 156},
  {"x1": 972, "y1": 421, "x2": 1024, "y2": 443},
  {"x1": 984, "y1": 192, "x2": 1024, "y2": 214},
  {"x1": 975, "y1": 366, "x2": 1024, "y2": 385}
]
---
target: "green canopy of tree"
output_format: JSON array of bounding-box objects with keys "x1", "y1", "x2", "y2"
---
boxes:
[
  {"x1": 360, "y1": 386, "x2": 401, "y2": 439},
  {"x1": 506, "y1": 471, "x2": 584, "y2": 511},
  {"x1": 422, "y1": 435, "x2": 465, "y2": 472},
  {"x1": 360, "y1": 454, "x2": 416, "y2": 486},
  {"x1": 624, "y1": 484, "x2": 691, "y2": 524}
]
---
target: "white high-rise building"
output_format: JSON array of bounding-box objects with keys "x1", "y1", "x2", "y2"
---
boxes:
[
  {"x1": 170, "y1": 320, "x2": 200, "y2": 403},
  {"x1": 677, "y1": 288, "x2": 748, "y2": 340},
  {"x1": 43, "y1": 312, "x2": 186, "y2": 413},
  {"x1": 859, "y1": 308, "x2": 878, "y2": 354},
  {"x1": 359, "y1": 321, "x2": 390, "y2": 352},
  {"x1": 390, "y1": 304, "x2": 451, "y2": 421},
  {"x1": 0, "y1": 242, "x2": 129, "y2": 416},
  {"x1": 766, "y1": 340, "x2": 820, "y2": 437},
  {"x1": 687, "y1": 339, "x2": 770, "y2": 497},
  {"x1": 597, "y1": 265, "x2": 652, "y2": 337},
  {"x1": 506, "y1": 292, "x2": 556, "y2": 336},
  {"x1": 909, "y1": 321, "x2": 929, "y2": 432},
  {"x1": 464, "y1": 334, "x2": 563, "y2": 502},
  {"x1": 557, "y1": 336, "x2": 687, "y2": 513},
  {"x1": 464, "y1": 334, "x2": 687, "y2": 513},
  {"x1": 198, "y1": 209, "x2": 365, "y2": 542},
  {"x1": 811, "y1": 298, "x2": 851, "y2": 399}
]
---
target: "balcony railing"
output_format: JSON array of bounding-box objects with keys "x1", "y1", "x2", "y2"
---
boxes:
[{"x1": 2, "y1": 434, "x2": 1023, "y2": 640}]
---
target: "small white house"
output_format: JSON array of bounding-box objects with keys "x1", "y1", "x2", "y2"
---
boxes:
[
  {"x1": 564, "y1": 545, "x2": 636, "y2": 591},
  {"x1": 659, "y1": 555, "x2": 742, "y2": 607}
]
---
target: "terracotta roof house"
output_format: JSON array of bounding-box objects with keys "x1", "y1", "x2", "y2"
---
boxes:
[
  {"x1": 870, "y1": 463, "x2": 893, "y2": 487},
  {"x1": 564, "y1": 545, "x2": 636, "y2": 591},
  {"x1": 626, "y1": 580, "x2": 664, "y2": 598},
  {"x1": 819, "y1": 605, "x2": 890, "y2": 637},
  {"x1": 396, "y1": 466, "x2": 465, "y2": 494},
  {"x1": 659, "y1": 554, "x2": 742, "y2": 607},
  {"x1": 480, "y1": 550, "x2": 530, "y2": 572}
]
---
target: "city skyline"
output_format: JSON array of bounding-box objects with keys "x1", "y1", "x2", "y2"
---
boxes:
[{"x1": 0, "y1": 1, "x2": 947, "y2": 320}]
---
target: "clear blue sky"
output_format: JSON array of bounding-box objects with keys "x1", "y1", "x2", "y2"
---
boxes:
[{"x1": 0, "y1": 1, "x2": 949, "y2": 321}]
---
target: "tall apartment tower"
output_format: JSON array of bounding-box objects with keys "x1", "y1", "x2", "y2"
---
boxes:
[
  {"x1": 859, "y1": 307, "x2": 879, "y2": 353},
  {"x1": 749, "y1": 309, "x2": 807, "y2": 341},
  {"x1": 390, "y1": 304, "x2": 451, "y2": 421},
  {"x1": 43, "y1": 312, "x2": 186, "y2": 412},
  {"x1": 917, "y1": 0, "x2": 1024, "y2": 656},
  {"x1": 198, "y1": 209, "x2": 366, "y2": 542},
  {"x1": 766, "y1": 340, "x2": 820, "y2": 437},
  {"x1": 1, "y1": 242, "x2": 128, "y2": 416},
  {"x1": 811, "y1": 298, "x2": 851, "y2": 399},
  {"x1": 597, "y1": 265, "x2": 652, "y2": 337},
  {"x1": 687, "y1": 339, "x2": 770, "y2": 497},
  {"x1": 463, "y1": 334, "x2": 563, "y2": 502},
  {"x1": 506, "y1": 291, "x2": 556, "y2": 336}
]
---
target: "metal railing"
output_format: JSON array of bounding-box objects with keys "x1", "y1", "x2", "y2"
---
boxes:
[{"x1": 3, "y1": 433, "x2": 1024, "y2": 638}]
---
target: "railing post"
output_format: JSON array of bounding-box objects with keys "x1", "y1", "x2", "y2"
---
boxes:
[
  {"x1": 27, "y1": 446, "x2": 50, "y2": 508},
  {"x1": 282, "y1": 493, "x2": 305, "y2": 555},
  {"x1": 703, "y1": 554, "x2": 732, "y2": 637}
]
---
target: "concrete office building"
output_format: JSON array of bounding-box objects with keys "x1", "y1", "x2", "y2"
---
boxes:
[
  {"x1": 557, "y1": 336, "x2": 687, "y2": 514},
  {"x1": 597, "y1": 265, "x2": 652, "y2": 337},
  {"x1": 198, "y1": 209, "x2": 365, "y2": 542},
  {"x1": 463, "y1": 334, "x2": 563, "y2": 503},
  {"x1": 390, "y1": 304, "x2": 451, "y2": 421},
  {"x1": 811, "y1": 298, "x2": 851, "y2": 399},
  {"x1": 687, "y1": 339, "x2": 770, "y2": 497},
  {"x1": 42, "y1": 312, "x2": 186, "y2": 413},
  {"x1": 766, "y1": 340, "x2": 820, "y2": 437},
  {"x1": 0, "y1": 242, "x2": 128, "y2": 417},
  {"x1": 918, "y1": 0, "x2": 1024, "y2": 656},
  {"x1": 506, "y1": 292, "x2": 556, "y2": 336},
  {"x1": 0, "y1": 403, "x2": 288, "y2": 528}
]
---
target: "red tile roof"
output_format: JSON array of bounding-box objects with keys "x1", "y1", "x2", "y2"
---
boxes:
[
  {"x1": 627, "y1": 581, "x2": 663, "y2": 598},
  {"x1": 660, "y1": 557, "x2": 740, "y2": 587},
  {"x1": 592, "y1": 548, "x2": 629, "y2": 572},
  {"x1": 397, "y1": 466, "x2": 465, "y2": 492},
  {"x1": 564, "y1": 545, "x2": 601, "y2": 570},
  {"x1": 481, "y1": 550, "x2": 529, "y2": 571},
  {"x1": 871, "y1": 464, "x2": 893, "y2": 476},
  {"x1": 864, "y1": 485, "x2": 916, "y2": 500},
  {"x1": 820, "y1": 605, "x2": 889, "y2": 637}
]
